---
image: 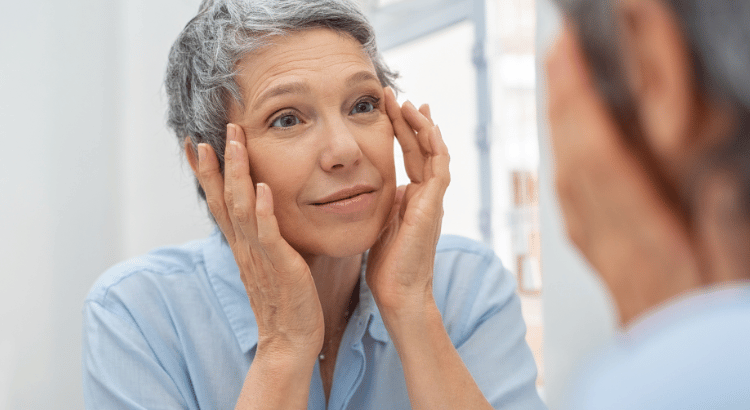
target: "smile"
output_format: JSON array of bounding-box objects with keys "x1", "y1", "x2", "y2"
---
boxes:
[{"x1": 312, "y1": 186, "x2": 377, "y2": 215}]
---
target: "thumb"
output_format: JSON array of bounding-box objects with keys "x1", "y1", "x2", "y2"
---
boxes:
[{"x1": 255, "y1": 183, "x2": 307, "y2": 274}]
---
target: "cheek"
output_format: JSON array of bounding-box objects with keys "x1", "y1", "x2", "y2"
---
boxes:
[{"x1": 246, "y1": 144, "x2": 308, "y2": 208}]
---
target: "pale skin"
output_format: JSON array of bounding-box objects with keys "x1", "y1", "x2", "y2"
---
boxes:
[
  {"x1": 185, "y1": 29, "x2": 494, "y2": 409},
  {"x1": 547, "y1": 0, "x2": 750, "y2": 327}
]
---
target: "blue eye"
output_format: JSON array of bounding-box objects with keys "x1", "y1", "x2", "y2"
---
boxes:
[
  {"x1": 350, "y1": 99, "x2": 377, "y2": 115},
  {"x1": 271, "y1": 113, "x2": 300, "y2": 128}
]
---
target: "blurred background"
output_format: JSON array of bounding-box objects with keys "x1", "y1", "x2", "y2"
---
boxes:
[{"x1": 0, "y1": 0, "x2": 615, "y2": 408}]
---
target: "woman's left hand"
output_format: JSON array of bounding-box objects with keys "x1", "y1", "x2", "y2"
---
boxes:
[
  {"x1": 367, "y1": 89, "x2": 493, "y2": 410},
  {"x1": 366, "y1": 87, "x2": 450, "y2": 316}
]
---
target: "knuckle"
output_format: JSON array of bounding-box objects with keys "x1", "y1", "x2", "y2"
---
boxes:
[
  {"x1": 198, "y1": 166, "x2": 214, "y2": 181},
  {"x1": 256, "y1": 229, "x2": 274, "y2": 247},
  {"x1": 205, "y1": 197, "x2": 224, "y2": 214},
  {"x1": 443, "y1": 172, "x2": 451, "y2": 187},
  {"x1": 223, "y1": 189, "x2": 234, "y2": 207},
  {"x1": 231, "y1": 202, "x2": 251, "y2": 224},
  {"x1": 235, "y1": 252, "x2": 251, "y2": 269}
]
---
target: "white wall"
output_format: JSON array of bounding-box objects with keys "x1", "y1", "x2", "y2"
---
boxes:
[
  {"x1": 0, "y1": 2, "x2": 120, "y2": 408},
  {"x1": 535, "y1": 1, "x2": 617, "y2": 408},
  {"x1": 0, "y1": 0, "x2": 207, "y2": 408}
]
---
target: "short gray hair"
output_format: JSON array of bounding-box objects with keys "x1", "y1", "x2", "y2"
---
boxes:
[
  {"x1": 556, "y1": 0, "x2": 750, "y2": 215},
  {"x1": 165, "y1": 0, "x2": 398, "y2": 201}
]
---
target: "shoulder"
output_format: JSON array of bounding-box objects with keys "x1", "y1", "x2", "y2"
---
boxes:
[
  {"x1": 435, "y1": 234, "x2": 497, "y2": 256},
  {"x1": 433, "y1": 234, "x2": 516, "y2": 299},
  {"x1": 570, "y1": 299, "x2": 750, "y2": 409},
  {"x1": 85, "y1": 237, "x2": 210, "y2": 309},
  {"x1": 432, "y1": 235, "x2": 520, "y2": 341}
]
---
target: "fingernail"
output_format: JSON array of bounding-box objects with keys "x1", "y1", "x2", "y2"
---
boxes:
[
  {"x1": 256, "y1": 183, "x2": 266, "y2": 200},
  {"x1": 226, "y1": 124, "x2": 235, "y2": 142},
  {"x1": 404, "y1": 100, "x2": 415, "y2": 110}
]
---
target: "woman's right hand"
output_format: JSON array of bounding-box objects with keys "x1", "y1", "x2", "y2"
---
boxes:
[{"x1": 195, "y1": 123, "x2": 324, "y2": 361}]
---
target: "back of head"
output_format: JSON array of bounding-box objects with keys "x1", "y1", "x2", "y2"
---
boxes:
[
  {"x1": 164, "y1": 0, "x2": 398, "y2": 201},
  {"x1": 557, "y1": 0, "x2": 750, "y2": 218}
]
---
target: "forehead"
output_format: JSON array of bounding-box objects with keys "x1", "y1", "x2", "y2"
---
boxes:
[{"x1": 235, "y1": 28, "x2": 377, "y2": 102}]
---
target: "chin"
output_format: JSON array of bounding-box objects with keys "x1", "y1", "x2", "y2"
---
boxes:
[
  {"x1": 290, "y1": 219, "x2": 385, "y2": 260},
  {"x1": 324, "y1": 224, "x2": 383, "y2": 258}
]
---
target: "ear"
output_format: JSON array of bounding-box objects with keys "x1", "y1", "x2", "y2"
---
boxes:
[
  {"x1": 617, "y1": 0, "x2": 696, "y2": 162},
  {"x1": 184, "y1": 138, "x2": 200, "y2": 177}
]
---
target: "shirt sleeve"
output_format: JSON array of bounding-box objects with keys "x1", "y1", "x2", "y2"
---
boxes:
[
  {"x1": 82, "y1": 299, "x2": 192, "y2": 410},
  {"x1": 435, "y1": 238, "x2": 547, "y2": 409}
]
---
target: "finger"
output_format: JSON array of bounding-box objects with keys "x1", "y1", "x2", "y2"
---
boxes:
[
  {"x1": 416, "y1": 126, "x2": 451, "y2": 221},
  {"x1": 196, "y1": 142, "x2": 237, "y2": 244},
  {"x1": 429, "y1": 125, "x2": 451, "y2": 193},
  {"x1": 401, "y1": 100, "x2": 435, "y2": 156},
  {"x1": 384, "y1": 87, "x2": 424, "y2": 182},
  {"x1": 385, "y1": 185, "x2": 405, "y2": 225},
  {"x1": 401, "y1": 100, "x2": 442, "y2": 183},
  {"x1": 254, "y1": 183, "x2": 307, "y2": 273},
  {"x1": 224, "y1": 124, "x2": 258, "y2": 240},
  {"x1": 418, "y1": 103, "x2": 433, "y2": 124}
]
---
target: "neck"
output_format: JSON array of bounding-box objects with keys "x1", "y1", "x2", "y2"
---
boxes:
[
  {"x1": 303, "y1": 253, "x2": 362, "y2": 336},
  {"x1": 694, "y1": 175, "x2": 750, "y2": 286},
  {"x1": 617, "y1": 174, "x2": 750, "y2": 326}
]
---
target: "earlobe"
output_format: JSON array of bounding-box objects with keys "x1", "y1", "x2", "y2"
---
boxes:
[
  {"x1": 618, "y1": 0, "x2": 696, "y2": 161},
  {"x1": 184, "y1": 138, "x2": 200, "y2": 176}
]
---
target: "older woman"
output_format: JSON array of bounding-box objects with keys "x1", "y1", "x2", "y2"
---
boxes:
[
  {"x1": 82, "y1": 1, "x2": 544, "y2": 409},
  {"x1": 548, "y1": 0, "x2": 750, "y2": 408}
]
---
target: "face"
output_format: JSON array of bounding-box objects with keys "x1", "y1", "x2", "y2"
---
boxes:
[{"x1": 229, "y1": 28, "x2": 396, "y2": 258}]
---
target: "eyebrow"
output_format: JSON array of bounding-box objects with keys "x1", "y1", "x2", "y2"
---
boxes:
[
  {"x1": 252, "y1": 70, "x2": 381, "y2": 110},
  {"x1": 253, "y1": 82, "x2": 311, "y2": 110},
  {"x1": 345, "y1": 70, "x2": 380, "y2": 87}
]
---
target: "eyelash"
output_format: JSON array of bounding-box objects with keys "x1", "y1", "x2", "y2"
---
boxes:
[
  {"x1": 350, "y1": 96, "x2": 380, "y2": 115},
  {"x1": 268, "y1": 95, "x2": 381, "y2": 129},
  {"x1": 270, "y1": 111, "x2": 300, "y2": 128}
]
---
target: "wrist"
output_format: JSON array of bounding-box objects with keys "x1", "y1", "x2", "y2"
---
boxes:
[
  {"x1": 378, "y1": 294, "x2": 442, "y2": 343},
  {"x1": 373, "y1": 278, "x2": 435, "y2": 314},
  {"x1": 255, "y1": 336, "x2": 321, "y2": 367}
]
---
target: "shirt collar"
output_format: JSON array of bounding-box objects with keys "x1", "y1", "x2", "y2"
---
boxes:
[
  {"x1": 203, "y1": 229, "x2": 389, "y2": 353},
  {"x1": 356, "y1": 257, "x2": 389, "y2": 344},
  {"x1": 203, "y1": 229, "x2": 259, "y2": 353}
]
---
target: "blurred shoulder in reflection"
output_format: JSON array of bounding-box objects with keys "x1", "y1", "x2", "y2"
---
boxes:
[{"x1": 547, "y1": 0, "x2": 750, "y2": 408}]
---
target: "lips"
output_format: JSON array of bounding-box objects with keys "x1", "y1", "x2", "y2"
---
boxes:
[{"x1": 312, "y1": 185, "x2": 376, "y2": 205}]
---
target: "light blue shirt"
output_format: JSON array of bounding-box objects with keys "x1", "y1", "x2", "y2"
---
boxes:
[
  {"x1": 82, "y1": 231, "x2": 545, "y2": 409},
  {"x1": 567, "y1": 285, "x2": 750, "y2": 409}
]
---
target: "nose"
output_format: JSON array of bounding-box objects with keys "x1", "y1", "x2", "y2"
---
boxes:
[{"x1": 318, "y1": 118, "x2": 362, "y2": 172}]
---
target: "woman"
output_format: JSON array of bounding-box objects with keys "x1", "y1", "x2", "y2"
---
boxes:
[
  {"x1": 82, "y1": 1, "x2": 544, "y2": 408},
  {"x1": 547, "y1": 0, "x2": 750, "y2": 408}
]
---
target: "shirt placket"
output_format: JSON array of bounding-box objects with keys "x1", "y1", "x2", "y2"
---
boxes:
[{"x1": 326, "y1": 311, "x2": 370, "y2": 410}]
